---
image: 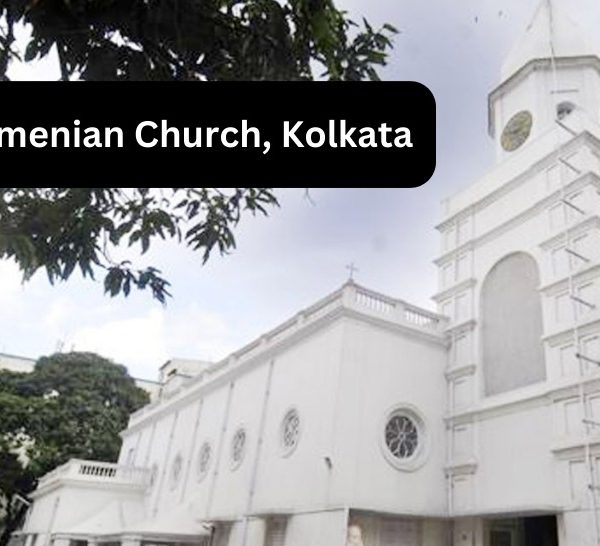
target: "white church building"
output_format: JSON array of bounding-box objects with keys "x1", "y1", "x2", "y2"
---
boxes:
[{"x1": 17, "y1": 2, "x2": 600, "y2": 545}]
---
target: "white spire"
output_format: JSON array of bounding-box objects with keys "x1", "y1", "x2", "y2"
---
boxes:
[{"x1": 501, "y1": 0, "x2": 600, "y2": 81}]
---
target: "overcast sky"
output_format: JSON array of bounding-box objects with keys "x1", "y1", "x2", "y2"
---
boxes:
[{"x1": 2, "y1": 0, "x2": 599, "y2": 380}]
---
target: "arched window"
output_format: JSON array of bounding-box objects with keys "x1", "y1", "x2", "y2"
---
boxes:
[{"x1": 481, "y1": 253, "x2": 545, "y2": 396}]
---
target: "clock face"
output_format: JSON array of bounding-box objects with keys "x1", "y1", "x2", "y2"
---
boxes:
[{"x1": 501, "y1": 110, "x2": 533, "y2": 152}]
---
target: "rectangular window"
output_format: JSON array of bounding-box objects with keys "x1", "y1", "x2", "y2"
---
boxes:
[
  {"x1": 577, "y1": 282, "x2": 596, "y2": 317},
  {"x1": 582, "y1": 335, "x2": 600, "y2": 374},
  {"x1": 441, "y1": 262, "x2": 454, "y2": 288},
  {"x1": 457, "y1": 217, "x2": 471, "y2": 245},
  {"x1": 264, "y1": 518, "x2": 287, "y2": 546},
  {"x1": 452, "y1": 425, "x2": 472, "y2": 461},
  {"x1": 549, "y1": 203, "x2": 565, "y2": 230},
  {"x1": 559, "y1": 343, "x2": 578, "y2": 377},
  {"x1": 555, "y1": 291, "x2": 573, "y2": 323},
  {"x1": 453, "y1": 378, "x2": 472, "y2": 411},
  {"x1": 455, "y1": 292, "x2": 469, "y2": 322},
  {"x1": 569, "y1": 460, "x2": 587, "y2": 503},
  {"x1": 454, "y1": 333, "x2": 470, "y2": 366},
  {"x1": 551, "y1": 246, "x2": 569, "y2": 277},
  {"x1": 452, "y1": 475, "x2": 472, "y2": 512},
  {"x1": 572, "y1": 233, "x2": 590, "y2": 268},
  {"x1": 379, "y1": 519, "x2": 419, "y2": 546},
  {"x1": 546, "y1": 164, "x2": 561, "y2": 192},
  {"x1": 442, "y1": 299, "x2": 454, "y2": 321},
  {"x1": 564, "y1": 399, "x2": 583, "y2": 435},
  {"x1": 566, "y1": 190, "x2": 586, "y2": 222},
  {"x1": 443, "y1": 226, "x2": 456, "y2": 252},
  {"x1": 456, "y1": 253, "x2": 470, "y2": 281},
  {"x1": 213, "y1": 523, "x2": 232, "y2": 546},
  {"x1": 589, "y1": 394, "x2": 600, "y2": 422}
]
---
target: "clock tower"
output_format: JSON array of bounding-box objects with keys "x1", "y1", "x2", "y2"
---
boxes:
[
  {"x1": 489, "y1": 0, "x2": 600, "y2": 162},
  {"x1": 437, "y1": 1, "x2": 600, "y2": 545}
]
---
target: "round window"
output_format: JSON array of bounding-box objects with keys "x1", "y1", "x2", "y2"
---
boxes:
[
  {"x1": 197, "y1": 442, "x2": 212, "y2": 481},
  {"x1": 381, "y1": 406, "x2": 427, "y2": 471},
  {"x1": 385, "y1": 414, "x2": 419, "y2": 459},
  {"x1": 557, "y1": 101, "x2": 576, "y2": 121},
  {"x1": 169, "y1": 453, "x2": 183, "y2": 489},
  {"x1": 230, "y1": 427, "x2": 247, "y2": 469},
  {"x1": 280, "y1": 408, "x2": 301, "y2": 456}
]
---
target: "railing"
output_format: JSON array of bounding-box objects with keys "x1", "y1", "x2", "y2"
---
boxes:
[
  {"x1": 404, "y1": 305, "x2": 441, "y2": 328},
  {"x1": 354, "y1": 288, "x2": 395, "y2": 314},
  {"x1": 37, "y1": 459, "x2": 150, "y2": 490},
  {"x1": 353, "y1": 285, "x2": 443, "y2": 331}
]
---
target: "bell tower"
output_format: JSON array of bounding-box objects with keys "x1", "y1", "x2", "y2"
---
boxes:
[
  {"x1": 436, "y1": 1, "x2": 600, "y2": 544},
  {"x1": 488, "y1": 0, "x2": 600, "y2": 163}
]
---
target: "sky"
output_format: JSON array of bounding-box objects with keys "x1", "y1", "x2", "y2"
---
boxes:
[{"x1": 2, "y1": 0, "x2": 599, "y2": 380}]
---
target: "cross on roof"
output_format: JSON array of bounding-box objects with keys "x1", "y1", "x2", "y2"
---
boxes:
[{"x1": 346, "y1": 263, "x2": 358, "y2": 281}]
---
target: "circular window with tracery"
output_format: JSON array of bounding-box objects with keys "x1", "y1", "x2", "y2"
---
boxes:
[
  {"x1": 280, "y1": 408, "x2": 301, "y2": 456},
  {"x1": 230, "y1": 427, "x2": 247, "y2": 470},
  {"x1": 385, "y1": 415, "x2": 418, "y2": 459},
  {"x1": 381, "y1": 406, "x2": 427, "y2": 471},
  {"x1": 197, "y1": 442, "x2": 212, "y2": 481}
]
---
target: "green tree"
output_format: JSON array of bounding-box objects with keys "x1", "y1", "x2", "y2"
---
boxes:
[
  {"x1": 0, "y1": 352, "x2": 149, "y2": 546},
  {"x1": 0, "y1": 0, "x2": 396, "y2": 81},
  {"x1": 0, "y1": 187, "x2": 280, "y2": 303}
]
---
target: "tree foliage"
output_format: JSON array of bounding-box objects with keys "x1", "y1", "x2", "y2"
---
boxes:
[
  {"x1": 0, "y1": 187, "x2": 279, "y2": 303},
  {"x1": 0, "y1": 0, "x2": 396, "y2": 81},
  {"x1": 0, "y1": 352, "x2": 149, "y2": 546}
]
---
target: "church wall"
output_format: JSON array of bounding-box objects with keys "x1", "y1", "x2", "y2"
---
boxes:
[
  {"x1": 185, "y1": 381, "x2": 231, "y2": 513},
  {"x1": 324, "y1": 318, "x2": 447, "y2": 515},
  {"x1": 139, "y1": 409, "x2": 177, "y2": 515},
  {"x1": 208, "y1": 361, "x2": 271, "y2": 518},
  {"x1": 116, "y1": 320, "x2": 349, "y2": 523},
  {"x1": 470, "y1": 404, "x2": 556, "y2": 512},
  {"x1": 24, "y1": 486, "x2": 143, "y2": 541},
  {"x1": 283, "y1": 509, "x2": 347, "y2": 546},
  {"x1": 347, "y1": 512, "x2": 449, "y2": 546},
  {"x1": 151, "y1": 396, "x2": 201, "y2": 515},
  {"x1": 250, "y1": 322, "x2": 345, "y2": 515},
  {"x1": 560, "y1": 511, "x2": 598, "y2": 546}
]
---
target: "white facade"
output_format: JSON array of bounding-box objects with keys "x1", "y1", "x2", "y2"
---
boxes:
[
  {"x1": 21, "y1": 286, "x2": 447, "y2": 546},
  {"x1": 17, "y1": 2, "x2": 600, "y2": 545},
  {"x1": 0, "y1": 353, "x2": 36, "y2": 373}
]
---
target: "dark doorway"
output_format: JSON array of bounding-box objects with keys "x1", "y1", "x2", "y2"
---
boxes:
[
  {"x1": 487, "y1": 515, "x2": 558, "y2": 546},
  {"x1": 523, "y1": 516, "x2": 558, "y2": 546}
]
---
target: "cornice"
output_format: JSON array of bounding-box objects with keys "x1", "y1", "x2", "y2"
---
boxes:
[
  {"x1": 539, "y1": 262, "x2": 600, "y2": 295},
  {"x1": 444, "y1": 461, "x2": 478, "y2": 477},
  {"x1": 542, "y1": 314, "x2": 600, "y2": 343},
  {"x1": 445, "y1": 374, "x2": 600, "y2": 424},
  {"x1": 436, "y1": 131, "x2": 600, "y2": 234},
  {"x1": 432, "y1": 278, "x2": 477, "y2": 303},
  {"x1": 445, "y1": 364, "x2": 477, "y2": 381},
  {"x1": 538, "y1": 215, "x2": 600, "y2": 251},
  {"x1": 543, "y1": 319, "x2": 600, "y2": 347},
  {"x1": 436, "y1": 170, "x2": 600, "y2": 268},
  {"x1": 551, "y1": 438, "x2": 600, "y2": 460},
  {"x1": 443, "y1": 319, "x2": 477, "y2": 336}
]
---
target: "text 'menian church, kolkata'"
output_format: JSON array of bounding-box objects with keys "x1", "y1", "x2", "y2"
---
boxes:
[{"x1": 16, "y1": 2, "x2": 600, "y2": 545}]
